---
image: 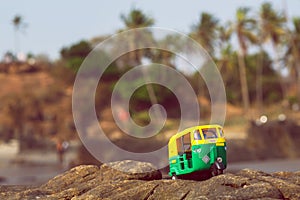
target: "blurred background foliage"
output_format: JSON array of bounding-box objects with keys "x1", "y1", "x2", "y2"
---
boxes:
[{"x1": 1, "y1": 2, "x2": 300, "y2": 152}]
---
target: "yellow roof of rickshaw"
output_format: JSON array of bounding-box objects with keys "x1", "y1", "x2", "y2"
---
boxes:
[{"x1": 168, "y1": 124, "x2": 223, "y2": 144}]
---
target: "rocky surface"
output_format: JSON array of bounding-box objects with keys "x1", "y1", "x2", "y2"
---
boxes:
[{"x1": 0, "y1": 160, "x2": 300, "y2": 199}]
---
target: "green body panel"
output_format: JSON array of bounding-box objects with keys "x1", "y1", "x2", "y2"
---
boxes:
[
  {"x1": 217, "y1": 145, "x2": 227, "y2": 167},
  {"x1": 169, "y1": 143, "x2": 227, "y2": 176}
]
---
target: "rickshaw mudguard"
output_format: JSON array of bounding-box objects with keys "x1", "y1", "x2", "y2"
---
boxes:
[{"x1": 216, "y1": 145, "x2": 227, "y2": 168}]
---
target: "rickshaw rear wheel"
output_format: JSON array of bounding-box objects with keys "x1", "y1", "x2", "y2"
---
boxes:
[
  {"x1": 171, "y1": 173, "x2": 178, "y2": 180},
  {"x1": 210, "y1": 164, "x2": 223, "y2": 177}
]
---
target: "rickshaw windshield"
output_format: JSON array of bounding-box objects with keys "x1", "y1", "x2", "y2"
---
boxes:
[
  {"x1": 193, "y1": 129, "x2": 201, "y2": 140},
  {"x1": 202, "y1": 128, "x2": 218, "y2": 139},
  {"x1": 218, "y1": 128, "x2": 224, "y2": 137}
]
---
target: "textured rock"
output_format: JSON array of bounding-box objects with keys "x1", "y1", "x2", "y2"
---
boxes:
[
  {"x1": 100, "y1": 160, "x2": 162, "y2": 181},
  {"x1": 0, "y1": 162, "x2": 299, "y2": 200}
]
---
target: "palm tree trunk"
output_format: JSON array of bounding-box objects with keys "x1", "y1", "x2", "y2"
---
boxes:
[
  {"x1": 293, "y1": 57, "x2": 300, "y2": 104},
  {"x1": 272, "y1": 43, "x2": 287, "y2": 105},
  {"x1": 141, "y1": 67, "x2": 163, "y2": 122},
  {"x1": 297, "y1": 67, "x2": 300, "y2": 103},
  {"x1": 256, "y1": 46, "x2": 264, "y2": 114},
  {"x1": 290, "y1": 37, "x2": 300, "y2": 104},
  {"x1": 14, "y1": 29, "x2": 20, "y2": 59},
  {"x1": 237, "y1": 52, "x2": 250, "y2": 114},
  {"x1": 129, "y1": 34, "x2": 137, "y2": 66}
]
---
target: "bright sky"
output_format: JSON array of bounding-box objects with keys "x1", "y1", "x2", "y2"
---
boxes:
[{"x1": 1, "y1": 0, "x2": 299, "y2": 60}]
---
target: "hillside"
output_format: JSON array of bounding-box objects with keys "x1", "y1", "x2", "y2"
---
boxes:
[
  {"x1": 1, "y1": 62, "x2": 300, "y2": 165},
  {"x1": 0, "y1": 63, "x2": 76, "y2": 148}
]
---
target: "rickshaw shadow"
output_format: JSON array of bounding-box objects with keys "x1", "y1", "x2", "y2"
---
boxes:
[
  {"x1": 160, "y1": 166, "x2": 212, "y2": 181},
  {"x1": 177, "y1": 170, "x2": 212, "y2": 181}
]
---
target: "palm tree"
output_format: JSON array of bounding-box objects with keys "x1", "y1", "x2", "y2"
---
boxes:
[
  {"x1": 234, "y1": 7, "x2": 257, "y2": 114},
  {"x1": 216, "y1": 24, "x2": 235, "y2": 89},
  {"x1": 259, "y1": 2, "x2": 286, "y2": 104},
  {"x1": 189, "y1": 12, "x2": 219, "y2": 99},
  {"x1": 12, "y1": 15, "x2": 27, "y2": 58},
  {"x1": 120, "y1": 8, "x2": 154, "y2": 65},
  {"x1": 120, "y1": 9, "x2": 163, "y2": 122},
  {"x1": 217, "y1": 23, "x2": 233, "y2": 71},
  {"x1": 190, "y1": 12, "x2": 219, "y2": 56},
  {"x1": 121, "y1": 8, "x2": 154, "y2": 29},
  {"x1": 259, "y1": 2, "x2": 286, "y2": 58},
  {"x1": 286, "y1": 18, "x2": 300, "y2": 101}
]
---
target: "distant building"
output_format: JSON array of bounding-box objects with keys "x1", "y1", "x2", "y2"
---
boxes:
[{"x1": 3, "y1": 52, "x2": 14, "y2": 63}]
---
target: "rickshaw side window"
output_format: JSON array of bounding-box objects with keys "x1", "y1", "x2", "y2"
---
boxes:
[
  {"x1": 176, "y1": 133, "x2": 191, "y2": 155},
  {"x1": 176, "y1": 138, "x2": 184, "y2": 155},
  {"x1": 202, "y1": 128, "x2": 218, "y2": 139},
  {"x1": 194, "y1": 129, "x2": 201, "y2": 140},
  {"x1": 183, "y1": 133, "x2": 191, "y2": 152}
]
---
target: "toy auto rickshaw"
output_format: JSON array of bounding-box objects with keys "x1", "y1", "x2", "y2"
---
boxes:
[{"x1": 168, "y1": 124, "x2": 227, "y2": 179}]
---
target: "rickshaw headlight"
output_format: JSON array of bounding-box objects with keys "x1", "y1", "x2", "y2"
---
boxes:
[{"x1": 217, "y1": 157, "x2": 222, "y2": 163}]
